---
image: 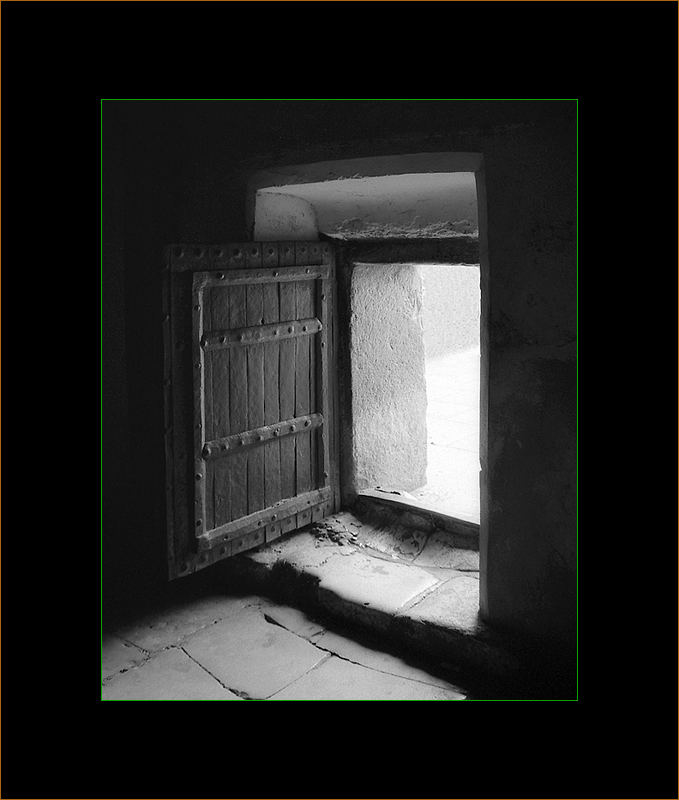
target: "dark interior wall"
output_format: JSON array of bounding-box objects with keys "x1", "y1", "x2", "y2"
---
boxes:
[{"x1": 102, "y1": 102, "x2": 576, "y2": 658}]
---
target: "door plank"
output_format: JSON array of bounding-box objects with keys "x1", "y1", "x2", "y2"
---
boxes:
[
  {"x1": 210, "y1": 285, "x2": 231, "y2": 528},
  {"x1": 295, "y1": 280, "x2": 313, "y2": 496},
  {"x1": 246, "y1": 248, "x2": 265, "y2": 514},
  {"x1": 228, "y1": 284, "x2": 248, "y2": 521},
  {"x1": 263, "y1": 278, "x2": 282, "y2": 507},
  {"x1": 278, "y1": 253, "x2": 297, "y2": 501}
]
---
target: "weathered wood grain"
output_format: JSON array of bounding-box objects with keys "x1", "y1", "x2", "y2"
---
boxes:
[
  {"x1": 263, "y1": 277, "x2": 282, "y2": 507},
  {"x1": 295, "y1": 279, "x2": 313, "y2": 496},
  {"x1": 228, "y1": 284, "x2": 248, "y2": 521},
  {"x1": 278, "y1": 262, "x2": 296, "y2": 501},
  {"x1": 246, "y1": 248, "x2": 265, "y2": 514},
  {"x1": 210, "y1": 285, "x2": 231, "y2": 528}
]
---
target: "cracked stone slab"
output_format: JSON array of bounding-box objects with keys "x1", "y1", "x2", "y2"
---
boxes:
[
  {"x1": 183, "y1": 606, "x2": 327, "y2": 699},
  {"x1": 313, "y1": 630, "x2": 463, "y2": 691},
  {"x1": 315, "y1": 551, "x2": 439, "y2": 614},
  {"x1": 114, "y1": 595, "x2": 259, "y2": 652},
  {"x1": 413, "y1": 530, "x2": 480, "y2": 570},
  {"x1": 247, "y1": 530, "x2": 340, "y2": 572},
  {"x1": 102, "y1": 647, "x2": 241, "y2": 700},
  {"x1": 102, "y1": 635, "x2": 146, "y2": 680},
  {"x1": 403, "y1": 576, "x2": 480, "y2": 633},
  {"x1": 261, "y1": 603, "x2": 325, "y2": 639},
  {"x1": 270, "y1": 655, "x2": 466, "y2": 700}
]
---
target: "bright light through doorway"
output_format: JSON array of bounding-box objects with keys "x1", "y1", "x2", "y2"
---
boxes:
[{"x1": 412, "y1": 264, "x2": 480, "y2": 523}]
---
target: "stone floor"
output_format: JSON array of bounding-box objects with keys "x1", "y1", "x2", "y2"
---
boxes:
[
  {"x1": 102, "y1": 593, "x2": 466, "y2": 701},
  {"x1": 103, "y1": 510, "x2": 526, "y2": 700},
  {"x1": 413, "y1": 346, "x2": 480, "y2": 522}
]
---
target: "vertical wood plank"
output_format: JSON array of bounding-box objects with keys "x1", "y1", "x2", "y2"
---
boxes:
[
  {"x1": 309, "y1": 280, "x2": 318, "y2": 490},
  {"x1": 278, "y1": 244, "x2": 297, "y2": 500},
  {"x1": 295, "y1": 276, "x2": 313, "y2": 496},
  {"x1": 229, "y1": 283, "x2": 248, "y2": 521},
  {"x1": 170, "y1": 270, "x2": 193, "y2": 567},
  {"x1": 316, "y1": 276, "x2": 329, "y2": 491},
  {"x1": 210, "y1": 285, "x2": 231, "y2": 528},
  {"x1": 262, "y1": 246, "x2": 282, "y2": 507},
  {"x1": 246, "y1": 245, "x2": 265, "y2": 514},
  {"x1": 192, "y1": 280, "x2": 207, "y2": 539},
  {"x1": 202, "y1": 287, "x2": 215, "y2": 532}
]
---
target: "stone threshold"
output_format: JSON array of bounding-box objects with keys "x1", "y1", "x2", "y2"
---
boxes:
[
  {"x1": 355, "y1": 489, "x2": 479, "y2": 550},
  {"x1": 219, "y1": 510, "x2": 535, "y2": 698}
]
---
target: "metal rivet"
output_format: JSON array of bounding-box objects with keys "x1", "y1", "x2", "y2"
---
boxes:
[
  {"x1": 273, "y1": 329, "x2": 278, "y2": 336},
  {"x1": 220, "y1": 336, "x2": 226, "y2": 344},
  {"x1": 258, "y1": 521, "x2": 262, "y2": 526},
  {"x1": 321, "y1": 342, "x2": 326, "y2": 348},
  {"x1": 195, "y1": 473, "x2": 202, "y2": 480},
  {"x1": 268, "y1": 248, "x2": 274, "y2": 255},
  {"x1": 272, "y1": 515, "x2": 276, "y2": 520},
  {"x1": 239, "y1": 334, "x2": 245, "y2": 341},
  {"x1": 273, "y1": 271, "x2": 279, "y2": 276},
  {"x1": 194, "y1": 304, "x2": 200, "y2": 311},
  {"x1": 196, "y1": 520, "x2": 202, "y2": 527},
  {"x1": 305, "y1": 420, "x2": 310, "y2": 427},
  {"x1": 217, "y1": 273, "x2": 225, "y2": 279},
  {"x1": 215, "y1": 248, "x2": 224, "y2": 257},
  {"x1": 288, "y1": 326, "x2": 293, "y2": 333},
  {"x1": 302, "y1": 326, "x2": 307, "y2": 332},
  {"x1": 305, "y1": 268, "x2": 310, "y2": 273},
  {"x1": 290, "y1": 425, "x2": 295, "y2": 431},
  {"x1": 221, "y1": 442, "x2": 228, "y2": 450},
  {"x1": 273, "y1": 429, "x2": 280, "y2": 436},
  {"x1": 195, "y1": 362, "x2": 200, "y2": 368},
  {"x1": 321, "y1": 294, "x2": 326, "y2": 300},
  {"x1": 323, "y1": 471, "x2": 329, "y2": 478},
  {"x1": 257, "y1": 434, "x2": 263, "y2": 441},
  {"x1": 239, "y1": 439, "x2": 245, "y2": 445}
]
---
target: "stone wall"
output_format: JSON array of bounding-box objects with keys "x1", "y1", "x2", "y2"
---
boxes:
[
  {"x1": 349, "y1": 265, "x2": 427, "y2": 494},
  {"x1": 420, "y1": 264, "x2": 480, "y2": 358}
]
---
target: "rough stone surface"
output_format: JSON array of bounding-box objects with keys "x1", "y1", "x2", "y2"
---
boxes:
[
  {"x1": 271, "y1": 655, "x2": 465, "y2": 700},
  {"x1": 313, "y1": 629, "x2": 462, "y2": 691},
  {"x1": 102, "y1": 647, "x2": 240, "y2": 701},
  {"x1": 102, "y1": 635, "x2": 146, "y2": 679},
  {"x1": 404, "y1": 576, "x2": 480, "y2": 633},
  {"x1": 413, "y1": 531, "x2": 480, "y2": 571},
  {"x1": 350, "y1": 264, "x2": 427, "y2": 494},
  {"x1": 114, "y1": 595, "x2": 258, "y2": 652},
  {"x1": 261, "y1": 603, "x2": 325, "y2": 639},
  {"x1": 182, "y1": 607, "x2": 327, "y2": 699},
  {"x1": 315, "y1": 551, "x2": 439, "y2": 614}
]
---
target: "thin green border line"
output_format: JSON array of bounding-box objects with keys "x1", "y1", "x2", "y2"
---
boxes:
[
  {"x1": 100, "y1": 99, "x2": 104, "y2": 703},
  {"x1": 100, "y1": 97, "x2": 579, "y2": 702}
]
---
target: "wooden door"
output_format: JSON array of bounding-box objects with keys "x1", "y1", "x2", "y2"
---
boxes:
[{"x1": 163, "y1": 242, "x2": 339, "y2": 580}]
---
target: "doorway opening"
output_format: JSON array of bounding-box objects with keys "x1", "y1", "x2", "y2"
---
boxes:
[
  {"x1": 348, "y1": 261, "x2": 480, "y2": 526},
  {"x1": 414, "y1": 263, "x2": 480, "y2": 522}
]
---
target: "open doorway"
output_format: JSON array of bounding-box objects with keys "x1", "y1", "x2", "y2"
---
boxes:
[
  {"x1": 414, "y1": 263, "x2": 480, "y2": 522},
  {"x1": 247, "y1": 153, "x2": 486, "y2": 536},
  {"x1": 347, "y1": 261, "x2": 480, "y2": 526}
]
